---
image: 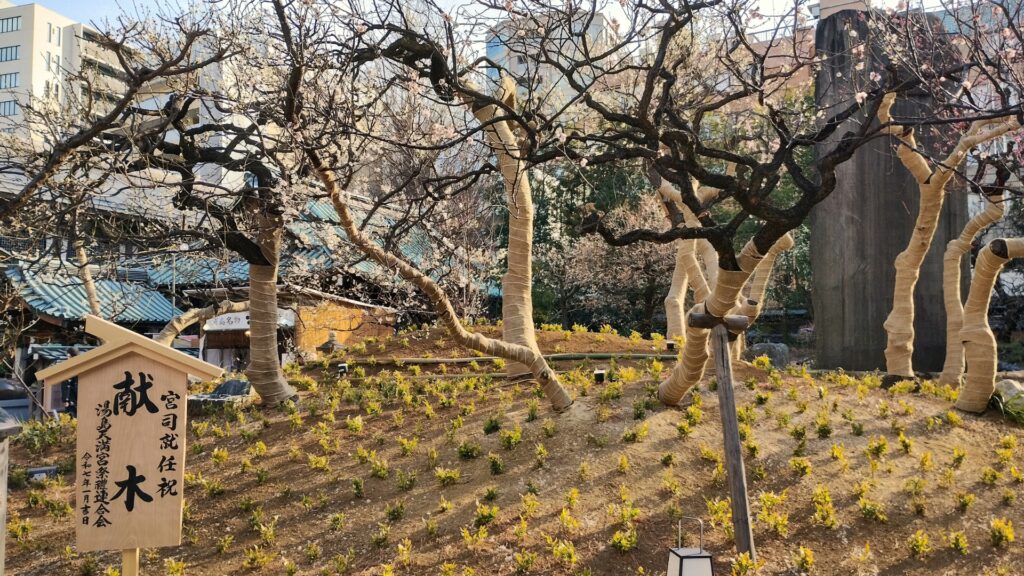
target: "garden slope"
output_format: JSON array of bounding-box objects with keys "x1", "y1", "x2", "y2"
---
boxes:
[{"x1": 5, "y1": 334, "x2": 1023, "y2": 575}]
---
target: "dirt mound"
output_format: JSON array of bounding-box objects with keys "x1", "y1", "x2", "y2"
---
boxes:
[{"x1": 6, "y1": 358, "x2": 1023, "y2": 575}]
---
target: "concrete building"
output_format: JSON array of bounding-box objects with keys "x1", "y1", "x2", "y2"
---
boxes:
[
  {"x1": 484, "y1": 10, "x2": 620, "y2": 109},
  {"x1": 0, "y1": 0, "x2": 126, "y2": 134}
]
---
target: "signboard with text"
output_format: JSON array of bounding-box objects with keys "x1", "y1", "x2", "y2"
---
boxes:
[
  {"x1": 37, "y1": 315, "x2": 222, "y2": 554},
  {"x1": 76, "y1": 354, "x2": 188, "y2": 551}
]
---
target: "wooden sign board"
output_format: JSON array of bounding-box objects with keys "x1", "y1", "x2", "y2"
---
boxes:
[
  {"x1": 75, "y1": 353, "x2": 189, "y2": 550},
  {"x1": 37, "y1": 315, "x2": 222, "y2": 553}
]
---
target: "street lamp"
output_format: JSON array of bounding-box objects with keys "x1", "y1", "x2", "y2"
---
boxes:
[{"x1": 667, "y1": 517, "x2": 714, "y2": 576}]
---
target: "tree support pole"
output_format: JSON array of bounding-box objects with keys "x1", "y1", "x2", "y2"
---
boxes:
[{"x1": 690, "y1": 312, "x2": 755, "y2": 561}]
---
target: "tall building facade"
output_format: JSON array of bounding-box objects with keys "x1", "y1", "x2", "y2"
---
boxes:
[{"x1": 0, "y1": 0, "x2": 125, "y2": 134}]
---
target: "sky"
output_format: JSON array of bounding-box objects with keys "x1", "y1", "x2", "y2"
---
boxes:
[
  {"x1": 12, "y1": 0, "x2": 162, "y2": 26},
  {"x1": 15, "y1": 0, "x2": 919, "y2": 31}
]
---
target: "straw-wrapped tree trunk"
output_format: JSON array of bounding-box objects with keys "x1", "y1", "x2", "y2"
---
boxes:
[
  {"x1": 939, "y1": 170, "x2": 1008, "y2": 385},
  {"x1": 656, "y1": 229, "x2": 797, "y2": 404},
  {"x1": 309, "y1": 162, "x2": 573, "y2": 410},
  {"x1": 471, "y1": 80, "x2": 544, "y2": 378},
  {"x1": 739, "y1": 233, "x2": 796, "y2": 324},
  {"x1": 658, "y1": 240, "x2": 766, "y2": 404},
  {"x1": 879, "y1": 93, "x2": 1020, "y2": 378},
  {"x1": 658, "y1": 178, "x2": 714, "y2": 339},
  {"x1": 956, "y1": 238, "x2": 1024, "y2": 412},
  {"x1": 245, "y1": 215, "x2": 296, "y2": 404},
  {"x1": 155, "y1": 301, "x2": 250, "y2": 346}
]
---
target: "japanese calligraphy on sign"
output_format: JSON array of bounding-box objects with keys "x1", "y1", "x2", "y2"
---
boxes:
[{"x1": 36, "y1": 316, "x2": 222, "y2": 553}]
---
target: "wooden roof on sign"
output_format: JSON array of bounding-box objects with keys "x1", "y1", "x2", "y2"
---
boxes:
[{"x1": 37, "y1": 315, "x2": 223, "y2": 384}]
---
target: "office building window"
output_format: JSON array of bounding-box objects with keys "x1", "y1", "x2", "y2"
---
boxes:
[
  {"x1": 0, "y1": 100, "x2": 18, "y2": 116},
  {"x1": 0, "y1": 45, "x2": 18, "y2": 61},
  {"x1": 0, "y1": 17, "x2": 20, "y2": 34},
  {"x1": 0, "y1": 72, "x2": 17, "y2": 89}
]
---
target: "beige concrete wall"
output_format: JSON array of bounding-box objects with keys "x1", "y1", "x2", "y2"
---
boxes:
[{"x1": 293, "y1": 302, "x2": 394, "y2": 356}]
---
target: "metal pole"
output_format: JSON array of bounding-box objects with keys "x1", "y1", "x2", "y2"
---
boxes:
[{"x1": 171, "y1": 252, "x2": 176, "y2": 313}]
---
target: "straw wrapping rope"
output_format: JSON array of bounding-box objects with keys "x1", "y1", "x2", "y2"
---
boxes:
[{"x1": 956, "y1": 238, "x2": 1024, "y2": 412}]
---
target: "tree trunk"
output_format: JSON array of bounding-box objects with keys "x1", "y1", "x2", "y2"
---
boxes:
[
  {"x1": 311, "y1": 160, "x2": 573, "y2": 411},
  {"x1": 496, "y1": 154, "x2": 539, "y2": 377},
  {"x1": 659, "y1": 240, "x2": 765, "y2": 405},
  {"x1": 732, "y1": 233, "x2": 796, "y2": 361},
  {"x1": 739, "y1": 233, "x2": 795, "y2": 323},
  {"x1": 473, "y1": 82, "x2": 541, "y2": 378},
  {"x1": 244, "y1": 222, "x2": 296, "y2": 405},
  {"x1": 154, "y1": 300, "x2": 249, "y2": 346},
  {"x1": 879, "y1": 94, "x2": 1018, "y2": 378},
  {"x1": 938, "y1": 195, "x2": 1005, "y2": 385},
  {"x1": 75, "y1": 241, "x2": 102, "y2": 317},
  {"x1": 664, "y1": 241, "x2": 692, "y2": 339},
  {"x1": 955, "y1": 238, "x2": 1024, "y2": 413},
  {"x1": 658, "y1": 179, "x2": 712, "y2": 339}
]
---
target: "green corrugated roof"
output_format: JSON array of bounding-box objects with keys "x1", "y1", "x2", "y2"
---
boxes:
[{"x1": 5, "y1": 265, "x2": 182, "y2": 324}]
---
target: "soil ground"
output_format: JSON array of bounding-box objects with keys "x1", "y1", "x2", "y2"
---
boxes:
[{"x1": 5, "y1": 329, "x2": 1023, "y2": 575}]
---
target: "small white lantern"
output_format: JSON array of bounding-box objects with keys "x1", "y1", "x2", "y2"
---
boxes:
[
  {"x1": 667, "y1": 340, "x2": 677, "y2": 352},
  {"x1": 337, "y1": 362, "x2": 349, "y2": 376},
  {"x1": 667, "y1": 518, "x2": 714, "y2": 576},
  {"x1": 593, "y1": 369, "x2": 606, "y2": 383}
]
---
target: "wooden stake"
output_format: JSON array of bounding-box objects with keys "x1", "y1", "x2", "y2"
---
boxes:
[
  {"x1": 710, "y1": 323, "x2": 756, "y2": 561},
  {"x1": 122, "y1": 549, "x2": 140, "y2": 576}
]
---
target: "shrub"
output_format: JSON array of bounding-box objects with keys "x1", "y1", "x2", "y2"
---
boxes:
[
  {"x1": 794, "y1": 546, "x2": 814, "y2": 572},
  {"x1": 385, "y1": 500, "x2": 406, "y2": 523},
  {"x1": 488, "y1": 452, "x2": 505, "y2": 475},
  {"x1": 513, "y1": 551, "x2": 537, "y2": 575},
  {"x1": 610, "y1": 524, "x2": 638, "y2": 552},
  {"x1": 474, "y1": 503, "x2": 499, "y2": 527},
  {"x1": 789, "y1": 457, "x2": 812, "y2": 477},
  {"x1": 857, "y1": 497, "x2": 887, "y2": 522},
  {"x1": 371, "y1": 523, "x2": 390, "y2": 547},
  {"x1": 396, "y1": 469, "x2": 417, "y2": 491},
  {"x1": 242, "y1": 546, "x2": 274, "y2": 569},
  {"x1": 483, "y1": 414, "x2": 502, "y2": 434},
  {"x1": 955, "y1": 492, "x2": 976, "y2": 513},
  {"x1": 948, "y1": 530, "x2": 969, "y2": 555},
  {"x1": 811, "y1": 485, "x2": 837, "y2": 529},
  {"x1": 458, "y1": 441, "x2": 482, "y2": 460},
  {"x1": 622, "y1": 421, "x2": 649, "y2": 443},
  {"x1": 329, "y1": 513, "x2": 345, "y2": 531},
  {"x1": 907, "y1": 530, "x2": 931, "y2": 557},
  {"x1": 435, "y1": 467, "x2": 461, "y2": 487},
  {"x1": 546, "y1": 536, "x2": 578, "y2": 566},
  {"x1": 990, "y1": 518, "x2": 1015, "y2": 547},
  {"x1": 500, "y1": 423, "x2": 523, "y2": 450}
]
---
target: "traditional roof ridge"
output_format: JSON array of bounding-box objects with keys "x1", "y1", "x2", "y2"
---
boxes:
[{"x1": 37, "y1": 315, "x2": 222, "y2": 384}]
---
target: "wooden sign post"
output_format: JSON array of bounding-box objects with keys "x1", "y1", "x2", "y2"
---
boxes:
[
  {"x1": 37, "y1": 315, "x2": 222, "y2": 574},
  {"x1": 689, "y1": 312, "x2": 756, "y2": 562}
]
